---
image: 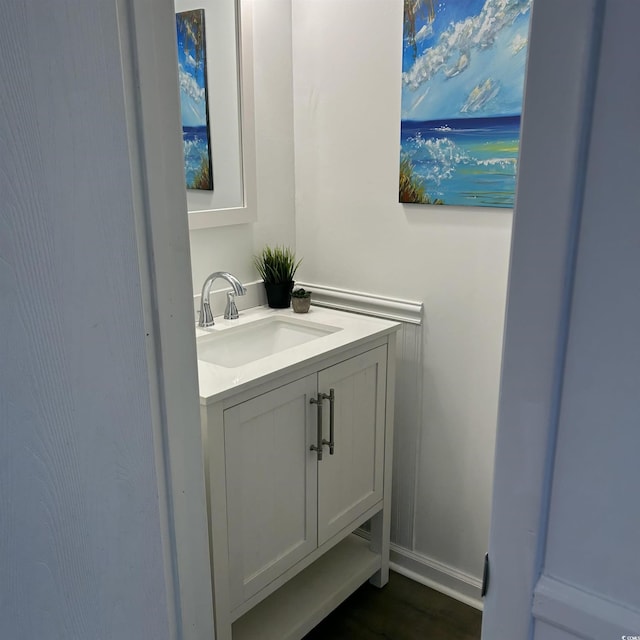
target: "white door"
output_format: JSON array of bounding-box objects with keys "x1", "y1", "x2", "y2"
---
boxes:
[
  {"x1": 317, "y1": 346, "x2": 387, "y2": 545},
  {"x1": 482, "y1": 2, "x2": 640, "y2": 638},
  {"x1": 224, "y1": 375, "x2": 318, "y2": 609}
]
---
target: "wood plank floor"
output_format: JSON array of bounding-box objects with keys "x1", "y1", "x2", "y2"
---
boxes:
[{"x1": 303, "y1": 571, "x2": 482, "y2": 640}]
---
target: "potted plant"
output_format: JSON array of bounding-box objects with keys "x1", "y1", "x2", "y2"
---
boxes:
[
  {"x1": 291, "y1": 288, "x2": 312, "y2": 313},
  {"x1": 253, "y1": 245, "x2": 302, "y2": 309}
]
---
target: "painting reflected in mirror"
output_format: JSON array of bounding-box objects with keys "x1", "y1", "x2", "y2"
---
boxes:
[{"x1": 176, "y1": 9, "x2": 214, "y2": 191}]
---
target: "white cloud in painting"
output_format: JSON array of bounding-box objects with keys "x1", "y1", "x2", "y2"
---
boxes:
[
  {"x1": 444, "y1": 53, "x2": 470, "y2": 78},
  {"x1": 178, "y1": 63, "x2": 206, "y2": 127},
  {"x1": 178, "y1": 64, "x2": 205, "y2": 103},
  {"x1": 415, "y1": 22, "x2": 433, "y2": 43},
  {"x1": 461, "y1": 78, "x2": 501, "y2": 113},
  {"x1": 403, "y1": 0, "x2": 531, "y2": 89},
  {"x1": 411, "y1": 86, "x2": 430, "y2": 111},
  {"x1": 185, "y1": 53, "x2": 197, "y2": 68},
  {"x1": 510, "y1": 33, "x2": 528, "y2": 55},
  {"x1": 186, "y1": 101, "x2": 202, "y2": 122},
  {"x1": 402, "y1": 86, "x2": 430, "y2": 119}
]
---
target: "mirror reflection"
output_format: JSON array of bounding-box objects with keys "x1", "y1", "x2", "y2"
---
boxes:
[{"x1": 174, "y1": 0, "x2": 245, "y2": 215}]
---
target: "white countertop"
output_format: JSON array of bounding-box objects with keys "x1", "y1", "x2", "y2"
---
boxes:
[{"x1": 196, "y1": 305, "x2": 400, "y2": 404}]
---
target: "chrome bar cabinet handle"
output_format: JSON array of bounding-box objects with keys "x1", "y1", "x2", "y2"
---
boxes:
[
  {"x1": 309, "y1": 393, "x2": 324, "y2": 461},
  {"x1": 321, "y1": 388, "x2": 335, "y2": 455}
]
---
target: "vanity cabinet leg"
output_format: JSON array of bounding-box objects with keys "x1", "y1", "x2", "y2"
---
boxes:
[
  {"x1": 213, "y1": 617, "x2": 233, "y2": 640},
  {"x1": 368, "y1": 508, "x2": 390, "y2": 588}
]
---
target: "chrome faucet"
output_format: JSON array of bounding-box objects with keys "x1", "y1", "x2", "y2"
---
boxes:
[{"x1": 198, "y1": 271, "x2": 247, "y2": 327}]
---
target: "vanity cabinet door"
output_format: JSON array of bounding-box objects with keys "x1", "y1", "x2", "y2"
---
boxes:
[
  {"x1": 224, "y1": 375, "x2": 318, "y2": 610},
  {"x1": 317, "y1": 346, "x2": 387, "y2": 546}
]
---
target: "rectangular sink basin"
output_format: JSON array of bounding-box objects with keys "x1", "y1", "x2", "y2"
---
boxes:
[{"x1": 197, "y1": 316, "x2": 341, "y2": 368}]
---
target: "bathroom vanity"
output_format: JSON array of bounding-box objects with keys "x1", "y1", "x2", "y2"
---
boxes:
[{"x1": 197, "y1": 306, "x2": 399, "y2": 640}]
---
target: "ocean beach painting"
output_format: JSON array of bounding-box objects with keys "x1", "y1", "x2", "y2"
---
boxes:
[
  {"x1": 400, "y1": 0, "x2": 532, "y2": 207},
  {"x1": 176, "y1": 9, "x2": 213, "y2": 191}
]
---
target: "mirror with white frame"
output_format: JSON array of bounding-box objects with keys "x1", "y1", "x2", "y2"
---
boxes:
[{"x1": 174, "y1": 0, "x2": 256, "y2": 229}]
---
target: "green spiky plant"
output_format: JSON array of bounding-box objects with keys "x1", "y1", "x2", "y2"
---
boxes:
[{"x1": 253, "y1": 245, "x2": 302, "y2": 284}]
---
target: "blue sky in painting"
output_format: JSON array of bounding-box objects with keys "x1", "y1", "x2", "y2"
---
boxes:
[
  {"x1": 402, "y1": 0, "x2": 531, "y2": 121},
  {"x1": 176, "y1": 13, "x2": 207, "y2": 128}
]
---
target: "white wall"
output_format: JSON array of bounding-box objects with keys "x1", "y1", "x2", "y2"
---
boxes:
[
  {"x1": 0, "y1": 2, "x2": 175, "y2": 638},
  {"x1": 291, "y1": 0, "x2": 511, "y2": 599},
  {"x1": 188, "y1": 0, "x2": 297, "y2": 293}
]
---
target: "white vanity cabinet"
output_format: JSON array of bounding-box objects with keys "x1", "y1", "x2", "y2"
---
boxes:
[
  {"x1": 199, "y1": 312, "x2": 397, "y2": 640},
  {"x1": 223, "y1": 373, "x2": 318, "y2": 609},
  {"x1": 315, "y1": 347, "x2": 386, "y2": 545}
]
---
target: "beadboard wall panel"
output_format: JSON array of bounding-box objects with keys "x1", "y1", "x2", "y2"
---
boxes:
[{"x1": 389, "y1": 321, "x2": 423, "y2": 550}]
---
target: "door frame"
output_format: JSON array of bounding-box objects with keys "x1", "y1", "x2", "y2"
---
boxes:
[
  {"x1": 117, "y1": 0, "x2": 217, "y2": 637},
  {"x1": 119, "y1": 0, "x2": 608, "y2": 637},
  {"x1": 481, "y1": 1, "x2": 603, "y2": 637}
]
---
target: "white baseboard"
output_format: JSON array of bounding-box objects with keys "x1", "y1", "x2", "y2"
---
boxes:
[{"x1": 390, "y1": 545, "x2": 484, "y2": 611}]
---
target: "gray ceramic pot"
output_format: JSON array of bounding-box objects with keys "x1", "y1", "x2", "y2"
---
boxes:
[{"x1": 292, "y1": 295, "x2": 311, "y2": 313}]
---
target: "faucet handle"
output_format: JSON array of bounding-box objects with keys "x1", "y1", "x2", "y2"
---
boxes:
[{"x1": 224, "y1": 291, "x2": 240, "y2": 320}]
